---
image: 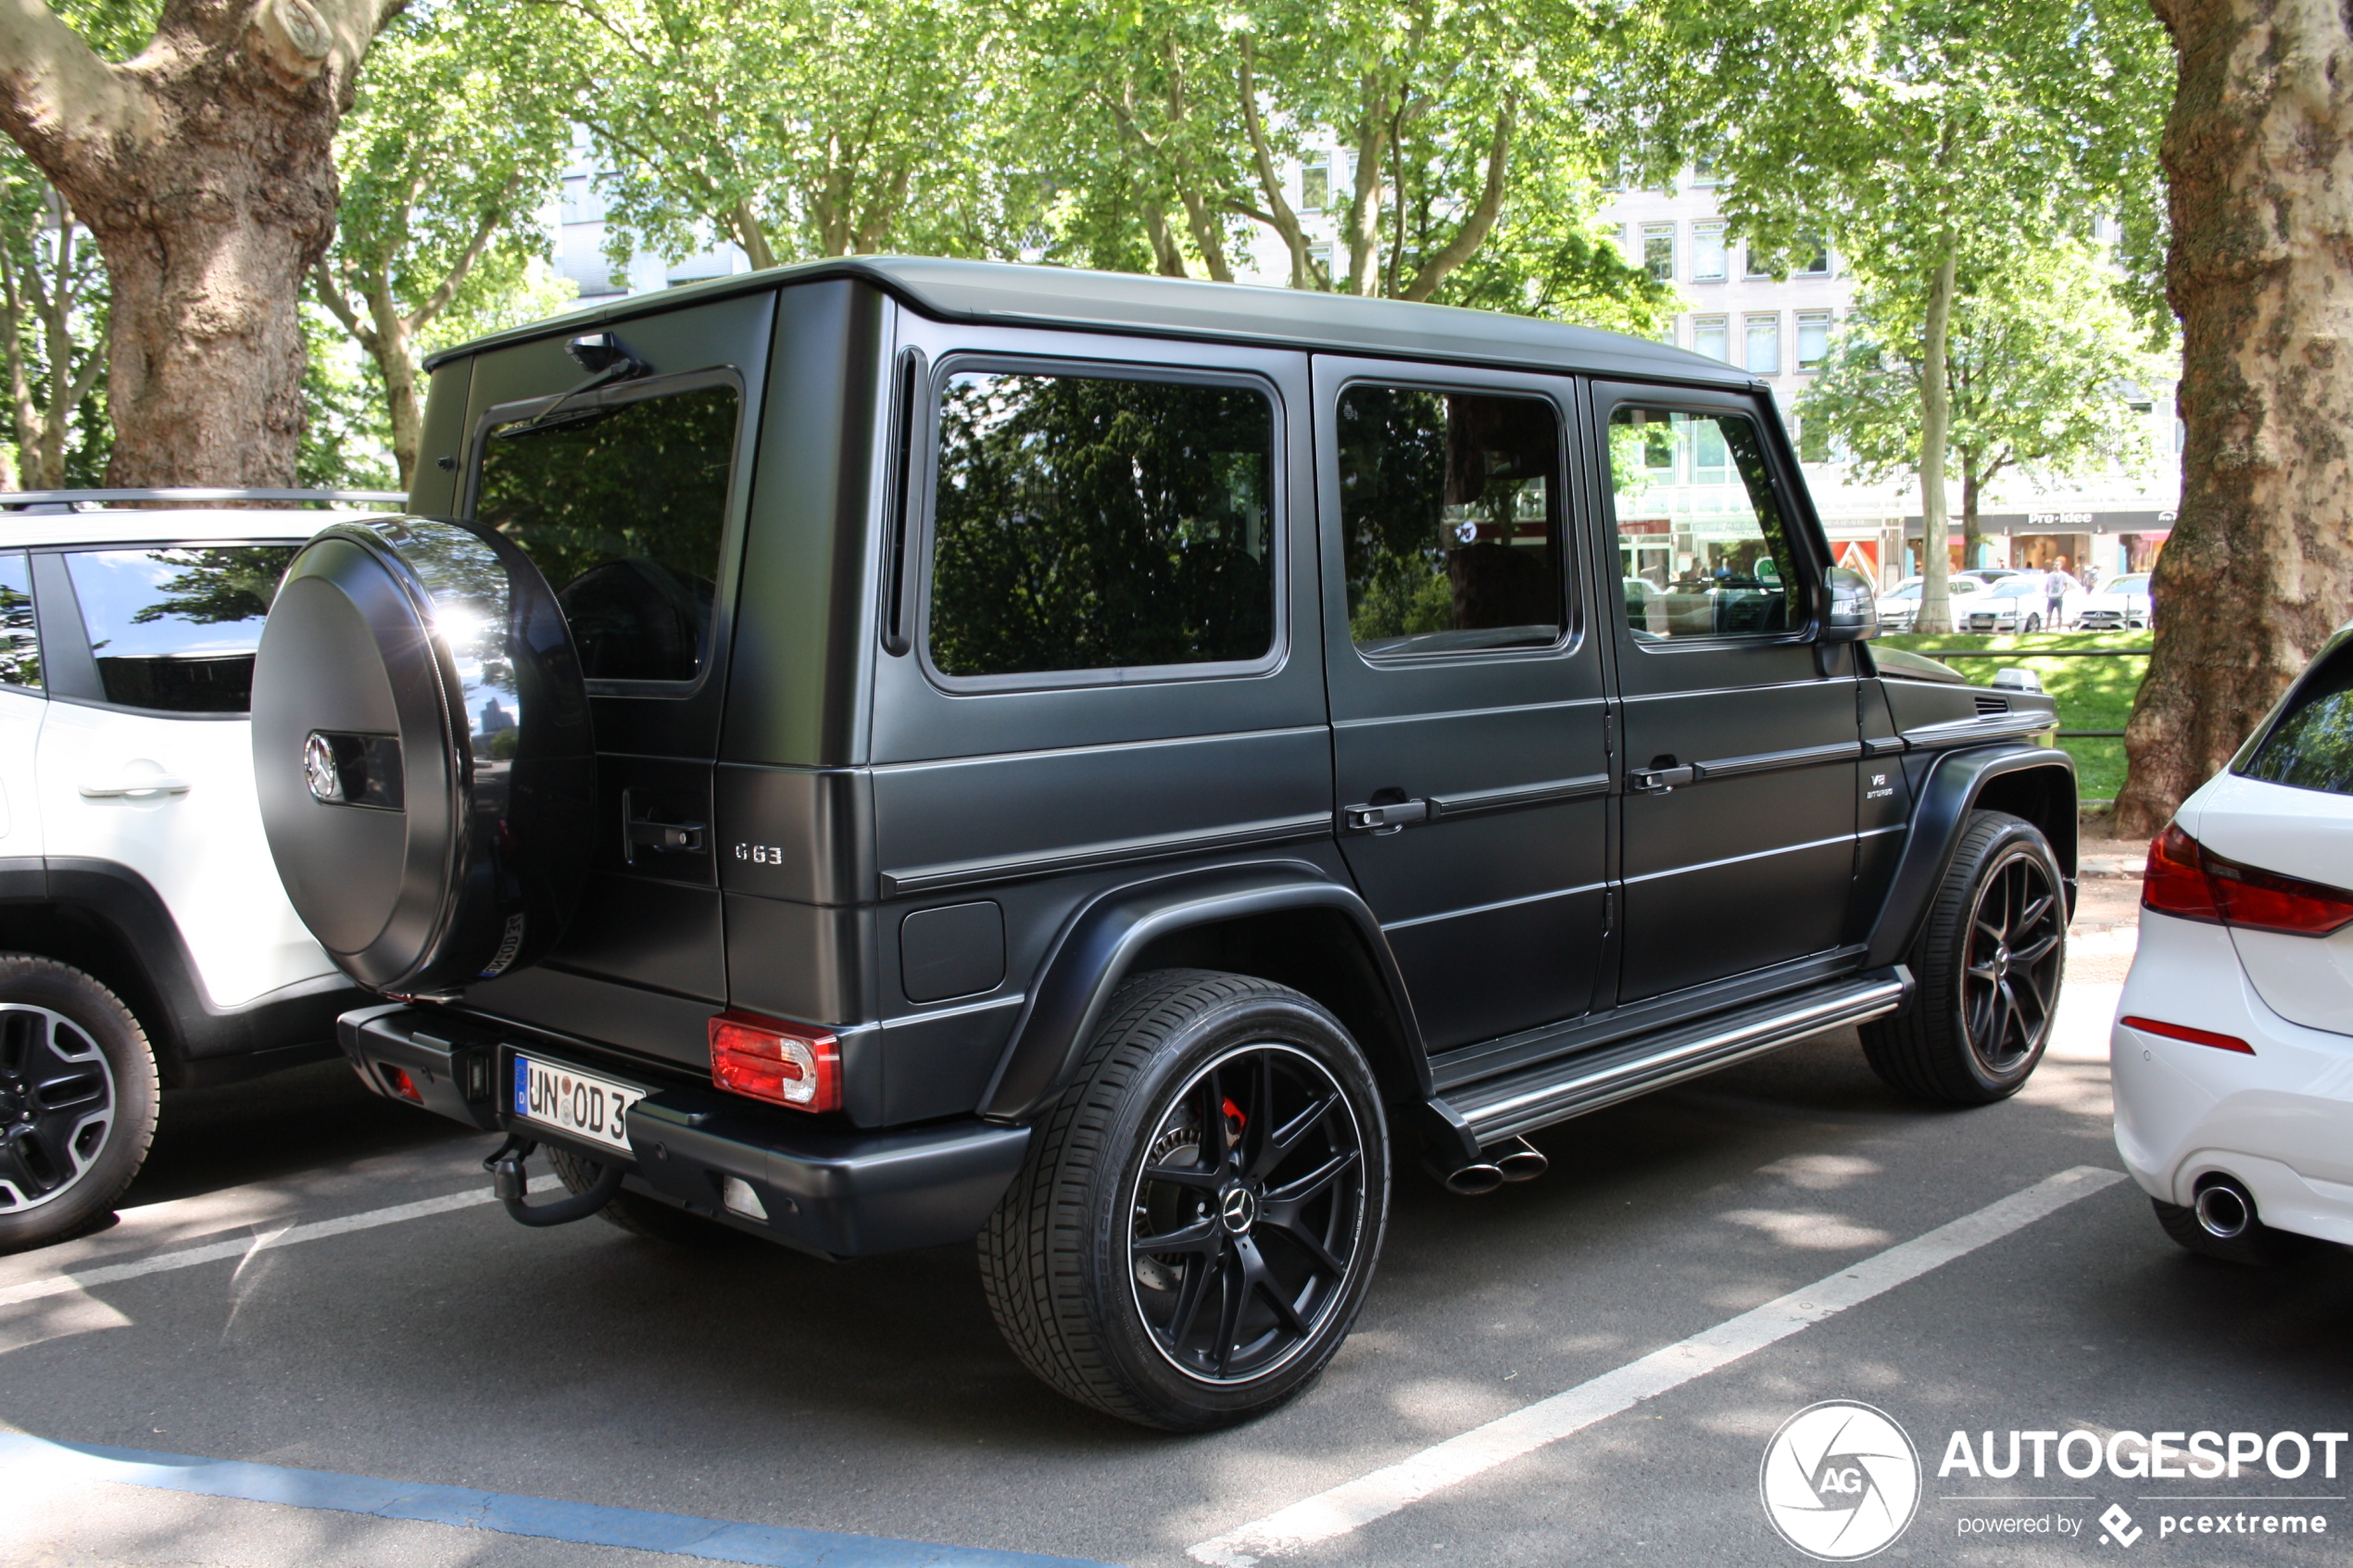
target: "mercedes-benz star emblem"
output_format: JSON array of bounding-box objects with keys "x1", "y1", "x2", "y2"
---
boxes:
[
  {"x1": 303, "y1": 732, "x2": 344, "y2": 804},
  {"x1": 1219, "y1": 1185, "x2": 1257, "y2": 1235}
]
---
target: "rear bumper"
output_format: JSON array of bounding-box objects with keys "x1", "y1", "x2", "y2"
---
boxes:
[{"x1": 337, "y1": 1005, "x2": 1030, "y2": 1256}]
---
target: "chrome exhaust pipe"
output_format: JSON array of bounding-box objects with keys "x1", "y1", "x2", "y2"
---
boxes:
[
  {"x1": 2195, "y1": 1179, "x2": 2255, "y2": 1241},
  {"x1": 1443, "y1": 1162, "x2": 1506, "y2": 1197},
  {"x1": 1492, "y1": 1137, "x2": 1548, "y2": 1183}
]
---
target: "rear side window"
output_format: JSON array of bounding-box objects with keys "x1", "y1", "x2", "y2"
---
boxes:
[
  {"x1": 2241, "y1": 643, "x2": 2353, "y2": 795},
  {"x1": 65, "y1": 546, "x2": 296, "y2": 712},
  {"x1": 926, "y1": 370, "x2": 1277, "y2": 681},
  {"x1": 0, "y1": 551, "x2": 37, "y2": 690},
  {"x1": 1608, "y1": 407, "x2": 1799, "y2": 639},
  {"x1": 1336, "y1": 385, "x2": 1566, "y2": 657},
  {"x1": 476, "y1": 381, "x2": 739, "y2": 684}
]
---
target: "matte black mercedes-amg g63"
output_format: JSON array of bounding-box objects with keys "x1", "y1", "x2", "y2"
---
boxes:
[{"x1": 249, "y1": 258, "x2": 2073, "y2": 1430}]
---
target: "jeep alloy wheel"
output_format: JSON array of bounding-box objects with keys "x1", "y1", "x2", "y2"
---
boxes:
[{"x1": 0, "y1": 958, "x2": 158, "y2": 1252}]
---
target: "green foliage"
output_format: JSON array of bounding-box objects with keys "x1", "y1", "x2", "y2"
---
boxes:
[
  {"x1": 928, "y1": 372, "x2": 1276, "y2": 676},
  {"x1": 0, "y1": 144, "x2": 107, "y2": 489},
  {"x1": 1881, "y1": 630, "x2": 2151, "y2": 796},
  {"x1": 296, "y1": 307, "x2": 396, "y2": 490},
  {"x1": 1798, "y1": 240, "x2": 2163, "y2": 493}
]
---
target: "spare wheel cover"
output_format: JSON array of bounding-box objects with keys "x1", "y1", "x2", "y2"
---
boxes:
[{"x1": 251, "y1": 515, "x2": 593, "y2": 995}]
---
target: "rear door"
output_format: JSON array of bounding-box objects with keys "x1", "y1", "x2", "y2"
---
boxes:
[
  {"x1": 446, "y1": 295, "x2": 772, "y2": 1061},
  {"x1": 31, "y1": 537, "x2": 332, "y2": 1008},
  {"x1": 1592, "y1": 383, "x2": 1861, "y2": 1003},
  {"x1": 1314, "y1": 359, "x2": 1611, "y2": 1051}
]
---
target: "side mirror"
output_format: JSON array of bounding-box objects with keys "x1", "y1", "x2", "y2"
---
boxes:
[{"x1": 1818, "y1": 571, "x2": 1880, "y2": 644}]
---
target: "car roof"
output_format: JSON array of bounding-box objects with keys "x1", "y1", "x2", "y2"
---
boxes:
[
  {"x1": 423, "y1": 255, "x2": 1753, "y2": 387},
  {"x1": 0, "y1": 508, "x2": 393, "y2": 549}
]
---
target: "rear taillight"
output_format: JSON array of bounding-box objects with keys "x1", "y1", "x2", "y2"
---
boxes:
[
  {"x1": 379, "y1": 1063, "x2": 423, "y2": 1103},
  {"x1": 709, "y1": 1011, "x2": 840, "y2": 1112},
  {"x1": 2141, "y1": 824, "x2": 2353, "y2": 936}
]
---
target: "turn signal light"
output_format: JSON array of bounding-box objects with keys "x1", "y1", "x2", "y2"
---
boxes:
[
  {"x1": 2142, "y1": 824, "x2": 2353, "y2": 935},
  {"x1": 2120, "y1": 1015, "x2": 2256, "y2": 1054},
  {"x1": 709, "y1": 1011, "x2": 840, "y2": 1112}
]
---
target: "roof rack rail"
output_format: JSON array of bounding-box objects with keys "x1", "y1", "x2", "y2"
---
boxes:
[{"x1": 0, "y1": 487, "x2": 406, "y2": 511}]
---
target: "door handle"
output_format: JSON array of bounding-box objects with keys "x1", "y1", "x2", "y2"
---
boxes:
[
  {"x1": 1627, "y1": 765, "x2": 1696, "y2": 795},
  {"x1": 628, "y1": 818, "x2": 706, "y2": 854},
  {"x1": 1342, "y1": 798, "x2": 1430, "y2": 835},
  {"x1": 80, "y1": 774, "x2": 192, "y2": 798}
]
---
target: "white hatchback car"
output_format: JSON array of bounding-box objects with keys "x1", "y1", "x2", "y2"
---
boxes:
[
  {"x1": 2114, "y1": 625, "x2": 2353, "y2": 1263},
  {"x1": 0, "y1": 488, "x2": 388, "y2": 1249}
]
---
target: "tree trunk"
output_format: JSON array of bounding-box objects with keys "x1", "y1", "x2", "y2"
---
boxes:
[
  {"x1": 1915, "y1": 245, "x2": 1959, "y2": 633},
  {"x1": 2117, "y1": 0, "x2": 2353, "y2": 835},
  {"x1": 1960, "y1": 453, "x2": 1982, "y2": 571},
  {"x1": 0, "y1": 0, "x2": 394, "y2": 489}
]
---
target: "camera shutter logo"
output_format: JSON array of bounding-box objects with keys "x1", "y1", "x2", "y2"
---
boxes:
[{"x1": 1759, "y1": 1401, "x2": 1921, "y2": 1560}]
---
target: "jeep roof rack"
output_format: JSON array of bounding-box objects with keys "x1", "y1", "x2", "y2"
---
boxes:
[{"x1": 0, "y1": 487, "x2": 406, "y2": 512}]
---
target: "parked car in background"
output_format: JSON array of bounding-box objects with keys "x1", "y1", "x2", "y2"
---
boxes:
[
  {"x1": 1960, "y1": 571, "x2": 2085, "y2": 633},
  {"x1": 0, "y1": 490, "x2": 381, "y2": 1250},
  {"x1": 1875, "y1": 572, "x2": 1992, "y2": 631},
  {"x1": 2078, "y1": 571, "x2": 2155, "y2": 631},
  {"x1": 2114, "y1": 621, "x2": 2353, "y2": 1263}
]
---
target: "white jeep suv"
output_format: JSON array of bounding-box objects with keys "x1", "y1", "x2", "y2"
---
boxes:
[{"x1": 0, "y1": 489, "x2": 388, "y2": 1249}]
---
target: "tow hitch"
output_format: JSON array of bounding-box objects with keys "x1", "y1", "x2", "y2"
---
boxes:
[{"x1": 484, "y1": 1134, "x2": 625, "y2": 1226}]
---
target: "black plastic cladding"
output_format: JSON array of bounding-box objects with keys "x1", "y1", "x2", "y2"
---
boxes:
[{"x1": 390, "y1": 259, "x2": 2070, "y2": 1144}]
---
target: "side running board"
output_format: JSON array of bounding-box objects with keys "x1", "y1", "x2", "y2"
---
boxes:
[{"x1": 1436, "y1": 970, "x2": 1910, "y2": 1145}]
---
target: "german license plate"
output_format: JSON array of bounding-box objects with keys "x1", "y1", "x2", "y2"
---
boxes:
[{"x1": 512, "y1": 1053, "x2": 643, "y2": 1155}]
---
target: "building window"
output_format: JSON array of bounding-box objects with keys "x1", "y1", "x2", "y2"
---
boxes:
[
  {"x1": 1796, "y1": 311, "x2": 1832, "y2": 371},
  {"x1": 1692, "y1": 316, "x2": 1730, "y2": 363},
  {"x1": 1642, "y1": 223, "x2": 1675, "y2": 282},
  {"x1": 1744, "y1": 314, "x2": 1780, "y2": 374},
  {"x1": 1690, "y1": 223, "x2": 1727, "y2": 282},
  {"x1": 1797, "y1": 235, "x2": 1831, "y2": 276},
  {"x1": 1301, "y1": 163, "x2": 1331, "y2": 213},
  {"x1": 1691, "y1": 157, "x2": 1721, "y2": 187},
  {"x1": 1743, "y1": 245, "x2": 1773, "y2": 280}
]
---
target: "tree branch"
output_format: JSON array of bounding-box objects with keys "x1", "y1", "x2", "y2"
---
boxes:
[
  {"x1": 409, "y1": 175, "x2": 523, "y2": 332},
  {"x1": 0, "y1": 0, "x2": 153, "y2": 192},
  {"x1": 1401, "y1": 94, "x2": 1515, "y2": 304},
  {"x1": 312, "y1": 259, "x2": 375, "y2": 352}
]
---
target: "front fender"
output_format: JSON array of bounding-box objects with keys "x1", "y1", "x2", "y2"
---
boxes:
[
  {"x1": 978, "y1": 859, "x2": 1423, "y2": 1123},
  {"x1": 1863, "y1": 745, "x2": 2077, "y2": 969}
]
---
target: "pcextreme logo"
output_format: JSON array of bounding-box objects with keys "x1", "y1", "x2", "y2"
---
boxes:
[{"x1": 1760, "y1": 1401, "x2": 1923, "y2": 1561}]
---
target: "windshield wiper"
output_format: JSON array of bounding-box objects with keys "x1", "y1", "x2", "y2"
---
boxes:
[{"x1": 495, "y1": 332, "x2": 648, "y2": 441}]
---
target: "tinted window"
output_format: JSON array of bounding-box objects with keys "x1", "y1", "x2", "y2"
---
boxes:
[
  {"x1": 477, "y1": 383, "x2": 738, "y2": 683},
  {"x1": 0, "y1": 552, "x2": 36, "y2": 690},
  {"x1": 2241, "y1": 643, "x2": 2353, "y2": 796},
  {"x1": 927, "y1": 370, "x2": 1276, "y2": 679},
  {"x1": 65, "y1": 546, "x2": 296, "y2": 712},
  {"x1": 1336, "y1": 386, "x2": 1564, "y2": 656},
  {"x1": 1608, "y1": 408, "x2": 1798, "y2": 639}
]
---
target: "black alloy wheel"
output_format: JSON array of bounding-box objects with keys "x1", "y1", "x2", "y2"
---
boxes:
[
  {"x1": 0, "y1": 957, "x2": 158, "y2": 1252},
  {"x1": 1861, "y1": 810, "x2": 2066, "y2": 1104},
  {"x1": 1959, "y1": 841, "x2": 2065, "y2": 1077},
  {"x1": 1126, "y1": 1042, "x2": 1368, "y2": 1384},
  {"x1": 981, "y1": 970, "x2": 1390, "y2": 1431}
]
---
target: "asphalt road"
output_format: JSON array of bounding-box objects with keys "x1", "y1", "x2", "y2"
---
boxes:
[{"x1": 5, "y1": 872, "x2": 2349, "y2": 1568}]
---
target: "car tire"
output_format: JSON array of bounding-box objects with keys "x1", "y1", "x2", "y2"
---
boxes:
[
  {"x1": 2023, "y1": 614, "x2": 2042, "y2": 633},
  {"x1": 0, "y1": 956, "x2": 159, "y2": 1253},
  {"x1": 978, "y1": 970, "x2": 1390, "y2": 1432},
  {"x1": 1861, "y1": 810, "x2": 2066, "y2": 1105},
  {"x1": 2151, "y1": 1196, "x2": 2309, "y2": 1267},
  {"x1": 543, "y1": 1143, "x2": 750, "y2": 1248}
]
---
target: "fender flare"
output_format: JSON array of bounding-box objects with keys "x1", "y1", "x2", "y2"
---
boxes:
[
  {"x1": 977, "y1": 859, "x2": 1426, "y2": 1123},
  {"x1": 1863, "y1": 745, "x2": 2078, "y2": 969}
]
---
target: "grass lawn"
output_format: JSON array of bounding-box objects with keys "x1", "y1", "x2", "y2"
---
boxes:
[{"x1": 1879, "y1": 630, "x2": 2152, "y2": 800}]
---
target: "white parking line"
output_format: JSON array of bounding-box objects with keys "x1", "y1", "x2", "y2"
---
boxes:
[
  {"x1": 1188, "y1": 1164, "x2": 2126, "y2": 1567},
  {"x1": 0, "y1": 1176, "x2": 560, "y2": 1311}
]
